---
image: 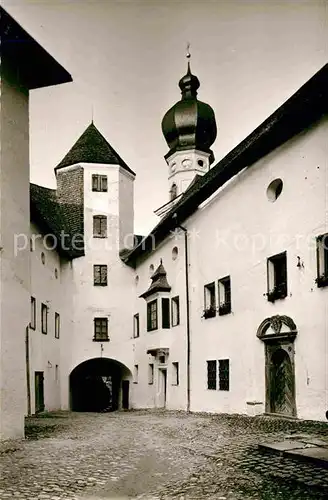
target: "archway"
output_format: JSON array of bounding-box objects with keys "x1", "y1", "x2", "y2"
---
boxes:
[
  {"x1": 257, "y1": 315, "x2": 297, "y2": 417},
  {"x1": 70, "y1": 358, "x2": 131, "y2": 412}
]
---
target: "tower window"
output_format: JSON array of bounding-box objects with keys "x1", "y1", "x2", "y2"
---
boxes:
[
  {"x1": 198, "y1": 159, "x2": 204, "y2": 167},
  {"x1": 55, "y1": 312, "x2": 60, "y2": 339},
  {"x1": 172, "y1": 362, "x2": 179, "y2": 386},
  {"x1": 170, "y1": 183, "x2": 177, "y2": 200},
  {"x1": 30, "y1": 297, "x2": 36, "y2": 330},
  {"x1": 162, "y1": 298, "x2": 170, "y2": 329},
  {"x1": 92, "y1": 174, "x2": 108, "y2": 192},
  {"x1": 93, "y1": 215, "x2": 107, "y2": 238},
  {"x1": 94, "y1": 317, "x2": 109, "y2": 341},
  {"x1": 133, "y1": 313, "x2": 140, "y2": 338},
  {"x1": 93, "y1": 264, "x2": 108, "y2": 286}
]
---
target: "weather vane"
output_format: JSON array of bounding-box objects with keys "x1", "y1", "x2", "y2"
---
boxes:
[{"x1": 186, "y1": 42, "x2": 191, "y2": 59}]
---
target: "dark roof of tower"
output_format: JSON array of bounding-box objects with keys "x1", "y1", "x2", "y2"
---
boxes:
[
  {"x1": 123, "y1": 62, "x2": 328, "y2": 267},
  {"x1": 30, "y1": 183, "x2": 84, "y2": 259},
  {"x1": 55, "y1": 122, "x2": 135, "y2": 175},
  {"x1": 140, "y1": 260, "x2": 171, "y2": 299}
]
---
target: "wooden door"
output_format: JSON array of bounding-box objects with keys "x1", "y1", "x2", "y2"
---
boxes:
[{"x1": 267, "y1": 346, "x2": 295, "y2": 416}]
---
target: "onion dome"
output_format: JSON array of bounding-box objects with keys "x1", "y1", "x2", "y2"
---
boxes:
[
  {"x1": 140, "y1": 260, "x2": 171, "y2": 299},
  {"x1": 161, "y1": 59, "x2": 217, "y2": 160}
]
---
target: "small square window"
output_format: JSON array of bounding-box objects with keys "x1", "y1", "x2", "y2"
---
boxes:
[
  {"x1": 203, "y1": 282, "x2": 216, "y2": 318},
  {"x1": 133, "y1": 364, "x2": 139, "y2": 384},
  {"x1": 133, "y1": 313, "x2": 140, "y2": 338},
  {"x1": 147, "y1": 299, "x2": 158, "y2": 331},
  {"x1": 93, "y1": 215, "x2": 107, "y2": 238},
  {"x1": 92, "y1": 174, "x2": 108, "y2": 192},
  {"x1": 148, "y1": 363, "x2": 154, "y2": 384},
  {"x1": 218, "y1": 359, "x2": 230, "y2": 391},
  {"x1": 30, "y1": 297, "x2": 36, "y2": 330},
  {"x1": 94, "y1": 317, "x2": 109, "y2": 341},
  {"x1": 316, "y1": 234, "x2": 328, "y2": 287},
  {"x1": 94, "y1": 264, "x2": 108, "y2": 286},
  {"x1": 267, "y1": 252, "x2": 287, "y2": 302},
  {"x1": 171, "y1": 296, "x2": 180, "y2": 327},
  {"x1": 218, "y1": 276, "x2": 231, "y2": 315},
  {"x1": 55, "y1": 312, "x2": 60, "y2": 339},
  {"x1": 207, "y1": 360, "x2": 217, "y2": 390},
  {"x1": 41, "y1": 303, "x2": 48, "y2": 334},
  {"x1": 172, "y1": 362, "x2": 179, "y2": 386}
]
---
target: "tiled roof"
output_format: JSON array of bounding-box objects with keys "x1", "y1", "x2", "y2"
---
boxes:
[
  {"x1": 122, "y1": 63, "x2": 328, "y2": 267},
  {"x1": 30, "y1": 183, "x2": 84, "y2": 258},
  {"x1": 55, "y1": 122, "x2": 135, "y2": 175},
  {"x1": 140, "y1": 261, "x2": 171, "y2": 299}
]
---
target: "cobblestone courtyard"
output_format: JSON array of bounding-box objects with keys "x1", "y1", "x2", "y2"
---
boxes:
[{"x1": 1, "y1": 410, "x2": 328, "y2": 500}]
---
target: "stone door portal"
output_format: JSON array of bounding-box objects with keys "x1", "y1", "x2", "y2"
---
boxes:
[{"x1": 257, "y1": 315, "x2": 297, "y2": 417}]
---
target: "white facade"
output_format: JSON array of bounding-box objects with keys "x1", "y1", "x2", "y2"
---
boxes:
[{"x1": 1, "y1": 7, "x2": 328, "y2": 437}]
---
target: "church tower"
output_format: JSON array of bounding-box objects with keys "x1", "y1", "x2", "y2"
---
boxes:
[{"x1": 161, "y1": 50, "x2": 217, "y2": 200}]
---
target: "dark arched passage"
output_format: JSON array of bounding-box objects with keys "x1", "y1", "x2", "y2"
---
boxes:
[{"x1": 70, "y1": 358, "x2": 131, "y2": 412}]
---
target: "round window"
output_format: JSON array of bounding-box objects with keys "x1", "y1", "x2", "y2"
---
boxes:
[
  {"x1": 198, "y1": 159, "x2": 204, "y2": 167},
  {"x1": 267, "y1": 178, "x2": 283, "y2": 202},
  {"x1": 172, "y1": 246, "x2": 179, "y2": 260}
]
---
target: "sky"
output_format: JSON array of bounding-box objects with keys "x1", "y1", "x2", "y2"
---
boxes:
[{"x1": 1, "y1": 0, "x2": 327, "y2": 234}]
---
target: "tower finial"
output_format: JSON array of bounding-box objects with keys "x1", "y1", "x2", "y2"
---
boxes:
[{"x1": 186, "y1": 42, "x2": 191, "y2": 59}]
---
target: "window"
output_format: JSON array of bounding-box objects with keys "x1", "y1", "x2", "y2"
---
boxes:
[
  {"x1": 133, "y1": 313, "x2": 140, "y2": 338},
  {"x1": 147, "y1": 299, "x2": 158, "y2": 331},
  {"x1": 55, "y1": 312, "x2": 60, "y2": 339},
  {"x1": 162, "y1": 298, "x2": 170, "y2": 329},
  {"x1": 203, "y1": 282, "x2": 216, "y2": 318},
  {"x1": 171, "y1": 296, "x2": 180, "y2": 326},
  {"x1": 133, "y1": 365, "x2": 139, "y2": 384},
  {"x1": 218, "y1": 276, "x2": 231, "y2": 315},
  {"x1": 207, "y1": 360, "x2": 217, "y2": 390},
  {"x1": 172, "y1": 362, "x2": 179, "y2": 386},
  {"x1": 94, "y1": 317, "x2": 109, "y2": 341},
  {"x1": 30, "y1": 297, "x2": 36, "y2": 330},
  {"x1": 92, "y1": 174, "x2": 108, "y2": 192},
  {"x1": 316, "y1": 234, "x2": 328, "y2": 287},
  {"x1": 170, "y1": 183, "x2": 177, "y2": 200},
  {"x1": 219, "y1": 359, "x2": 230, "y2": 391},
  {"x1": 93, "y1": 215, "x2": 107, "y2": 238},
  {"x1": 148, "y1": 363, "x2": 154, "y2": 384},
  {"x1": 267, "y1": 252, "x2": 287, "y2": 302},
  {"x1": 94, "y1": 264, "x2": 108, "y2": 286},
  {"x1": 41, "y1": 303, "x2": 48, "y2": 334}
]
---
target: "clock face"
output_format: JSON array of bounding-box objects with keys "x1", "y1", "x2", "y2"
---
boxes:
[{"x1": 182, "y1": 159, "x2": 192, "y2": 168}]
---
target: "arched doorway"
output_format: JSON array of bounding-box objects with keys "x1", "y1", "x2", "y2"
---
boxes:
[
  {"x1": 70, "y1": 358, "x2": 131, "y2": 412},
  {"x1": 257, "y1": 315, "x2": 297, "y2": 417}
]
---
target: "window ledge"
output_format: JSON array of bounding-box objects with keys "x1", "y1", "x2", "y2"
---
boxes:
[
  {"x1": 93, "y1": 235, "x2": 107, "y2": 239},
  {"x1": 93, "y1": 338, "x2": 110, "y2": 342},
  {"x1": 94, "y1": 283, "x2": 108, "y2": 287},
  {"x1": 218, "y1": 304, "x2": 231, "y2": 316}
]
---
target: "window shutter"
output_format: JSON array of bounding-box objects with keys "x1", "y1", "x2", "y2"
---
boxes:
[
  {"x1": 162, "y1": 298, "x2": 170, "y2": 329},
  {"x1": 101, "y1": 176, "x2": 108, "y2": 192},
  {"x1": 92, "y1": 175, "x2": 99, "y2": 191}
]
